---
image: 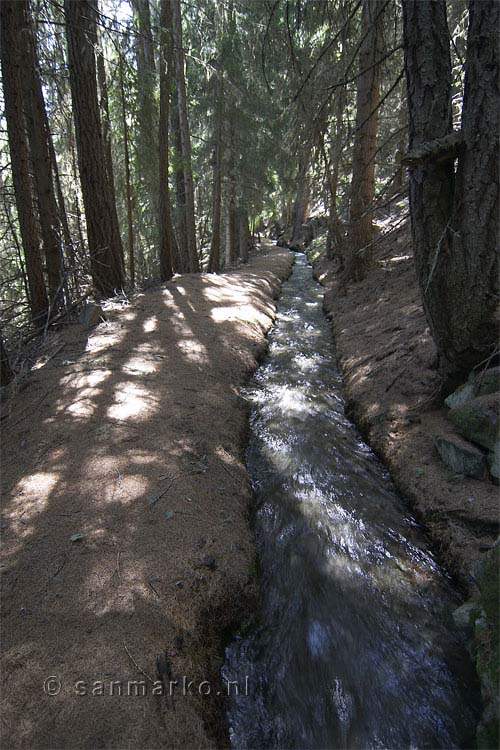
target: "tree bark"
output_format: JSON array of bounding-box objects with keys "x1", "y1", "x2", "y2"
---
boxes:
[
  {"x1": 96, "y1": 49, "x2": 119, "y2": 234},
  {"x1": 119, "y1": 54, "x2": 135, "y2": 288},
  {"x1": 169, "y1": 96, "x2": 188, "y2": 272},
  {"x1": 0, "y1": 332, "x2": 13, "y2": 386},
  {"x1": 325, "y1": 88, "x2": 346, "y2": 262},
  {"x1": 171, "y1": 0, "x2": 199, "y2": 272},
  {"x1": 158, "y1": 0, "x2": 179, "y2": 282},
  {"x1": 290, "y1": 152, "x2": 310, "y2": 246},
  {"x1": 225, "y1": 126, "x2": 237, "y2": 266},
  {"x1": 207, "y1": 71, "x2": 224, "y2": 273},
  {"x1": 447, "y1": 0, "x2": 499, "y2": 367},
  {"x1": 64, "y1": 0, "x2": 124, "y2": 297},
  {"x1": 0, "y1": 0, "x2": 48, "y2": 326},
  {"x1": 131, "y1": 0, "x2": 159, "y2": 245},
  {"x1": 20, "y1": 0, "x2": 64, "y2": 302},
  {"x1": 345, "y1": 0, "x2": 384, "y2": 281},
  {"x1": 238, "y1": 209, "x2": 251, "y2": 264},
  {"x1": 403, "y1": 0, "x2": 499, "y2": 370}
]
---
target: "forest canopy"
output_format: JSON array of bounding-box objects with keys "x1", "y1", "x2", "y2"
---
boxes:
[{"x1": 0, "y1": 0, "x2": 498, "y2": 379}]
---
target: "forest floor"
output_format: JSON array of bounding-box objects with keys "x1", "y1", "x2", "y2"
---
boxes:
[
  {"x1": 313, "y1": 207, "x2": 498, "y2": 592},
  {"x1": 0, "y1": 244, "x2": 293, "y2": 749}
]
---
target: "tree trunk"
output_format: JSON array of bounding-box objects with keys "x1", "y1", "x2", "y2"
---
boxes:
[
  {"x1": 169, "y1": 96, "x2": 188, "y2": 272},
  {"x1": 131, "y1": 0, "x2": 159, "y2": 246},
  {"x1": 64, "y1": 0, "x2": 124, "y2": 297},
  {"x1": 448, "y1": 0, "x2": 499, "y2": 367},
  {"x1": 96, "y1": 49, "x2": 119, "y2": 235},
  {"x1": 171, "y1": 0, "x2": 199, "y2": 272},
  {"x1": 118, "y1": 54, "x2": 135, "y2": 288},
  {"x1": 326, "y1": 88, "x2": 346, "y2": 263},
  {"x1": 207, "y1": 71, "x2": 224, "y2": 273},
  {"x1": 290, "y1": 153, "x2": 310, "y2": 246},
  {"x1": 402, "y1": 0, "x2": 499, "y2": 370},
  {"x1": 238, "y1": 209, "x2": 251, "y2": 264},
  {"x1": 392, "y1": 85, "x2": 408, "y2": 195},
  {"x1": 345, "y1": 0, "x2": 384, "y2": 281},
  {"x1": 48, "y1": 132, "x2": 78, "y2": 294},
  {"x1": 225, "y1": 126, "x2": 237, "y2": 266},
  {"x1": 158, "y1": 0, "x2": 179, "y2": 282},
  {"x1": 20, "y1": 0, "x2": 63, "y2": 302},
  {"x1": 0, "y1": 332, "x2": 13, "y2": 386},
  {"x1": 0, "y1": 0, "x2": 48, "y2": 326}
]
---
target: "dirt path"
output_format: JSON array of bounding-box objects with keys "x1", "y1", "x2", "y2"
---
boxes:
[
  {"x1": 0, "y1": 245, "x2": 293, "y2": 749},
  {"x1": 314, "y1": 223, "x2": 497, "y2": 589}
]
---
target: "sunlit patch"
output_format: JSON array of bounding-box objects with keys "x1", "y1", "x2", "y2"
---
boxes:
[
  {"x1": 67, "y1": 397, "x2": 97, "y2": 418},
  {"x1": 176, "y1": 338, "x2": 208, "y2": 363},
  {"x1": 107, "y1": 382, "x2": 157, "y2": 420},
  {"x1": 127, "y1": 453, "x2": 157, "y2": 465},
  {"x1": 143, "y1": 316, "x2": 158, "y2": 333},
  {"x1": 171, "y1": 286, "x2": 186, "y2": 296},
  {"x1": 83, "y1": 370, "x2": 111, "y2": 387},
  {"x1": 122, "y1": 355, "x2": 158, "y2": 375},
  {"x1": 211, "y1": 304, "x2": 256, "y2": 323},
  {"x1": 85, "y1": 328, "x2": 125, "y2": 354},
  {"x1": 15, "y1": 472, "x2": 57, "y2": 498},
  {"x1": 6, "y1": 472, "x2": 58, "y2": 530}
]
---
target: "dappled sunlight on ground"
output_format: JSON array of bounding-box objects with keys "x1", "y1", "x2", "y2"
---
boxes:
[{"x1": 0, "y1": 245, "x2": 293, "y2": 749}]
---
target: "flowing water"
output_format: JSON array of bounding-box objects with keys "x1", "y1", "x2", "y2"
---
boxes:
[{"x1": 223, "y1": 252, "x2": 479, "y2": 750}]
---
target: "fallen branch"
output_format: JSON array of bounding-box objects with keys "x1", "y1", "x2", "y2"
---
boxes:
[
  {"x1": 402, "y1": 131, "x2": 464, "y2": 167},
  {"x1": 123, "y1": 640, "x2": 155, "y2": 683}
]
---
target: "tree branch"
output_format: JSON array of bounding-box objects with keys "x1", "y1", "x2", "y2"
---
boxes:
[{"x1": 402, "y1": 131, "x2": 464, "y2": 167}]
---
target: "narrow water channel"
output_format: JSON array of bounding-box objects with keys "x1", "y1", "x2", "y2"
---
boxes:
[{"x1": 223, "y1": 252, "x2": 479, "y2": 750}]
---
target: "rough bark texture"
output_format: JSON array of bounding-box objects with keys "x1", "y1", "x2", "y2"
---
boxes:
[
  {"x1": 207, "y1": 73, "x2": 224, "y2": 273},
  {"x1": 158, "y1": 0, "x2": 177, "y2": 282},
  {"x1": 64, "y1": 0, "x2": 124, "y2": 297},
  {"x1": 119, "y1": 55, "x2": 135, "y2": 287},
  {"x1": 225, "y1": 126, "x2": 237, "y2": 266},
  {"x1": 169, "y1": 96, "x2": 189, "y2": 272},
  {"x1": 290, "y1": 153, "x2": 310, "y2": 246},
  {"x1": 326, "y1": 89, "x2": 346, "y2": 263},
  {"x1": 238, "y1": 209, "x2": 251, "y2": 264},
  {"x1": 0, "y1": 333, "x2": 13, "y2": 386},
  {"x1": 172, "y1": 0, "x2": 199, "y2": 272},
  {"x1": 448, "y1": 1, "x2": 499, "y2": 367},
  {"x1": 96, "y1": 49, "x2": 119, "y2": 234},
  {"x1": 403, "y1": 0, "x2": 499, "y2": 371},
  {"x1": 0, "y1": 0, "x2": 48, "y2": 326},
  {"x1": 131, "y1": 0, "x2": 159, "y2": 243},
  {"x1": 345, "y1": 0, "x2": 383, "y2": 280},
  {"x1": 21, "y1": 0, "x2": 63, "y2": 301}
]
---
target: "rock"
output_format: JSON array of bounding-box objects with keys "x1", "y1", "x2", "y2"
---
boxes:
[
  {"x1": 477, "y1": 366, "x2": 500, "y2": 397},
  {"x1": 488, "y1": 440, "x2": 500, "y2": 484},
  {"x1": 444, "y1": 378, "x2": 477, "y2": 409},
  {"x1": 474, "y1": 543, "x2": 500, "y2": 749},
  {"x1": 434, "y1": 434, "x2": 487, "y2": 479},
  {"x1": 198, "y1": 555, "x2": 217, "y2": 571},
  {"x1": 444, "y1": 367, "x2": 500, "y2": 409},
  {"x1": 452, "y1": 601, "x2": 479, "y2": 629},
  {"x1": 448, "y1": 394, "x2": 499, "y2": 451},
  {"x1": 79, "y1": 303, "x2": 105, "y2": 329}
]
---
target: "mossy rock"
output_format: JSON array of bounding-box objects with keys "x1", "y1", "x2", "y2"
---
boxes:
[
  {"x1": 487, "y1": 440, "x2": 499, "y2": 484},
  {"x1": 434, "y1": 434, "x2": 487, "y2": 478},
  {"x1": 477, "y1": 366, "x2": 500, "y2": 398},
  {"x1": 475, "y1": 544, "x2": 500, "y2": 749},
  {"x1": 449, "y1": 394, "x2": 499, "y2": 451}
]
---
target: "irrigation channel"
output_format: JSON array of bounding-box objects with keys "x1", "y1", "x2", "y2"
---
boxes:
[{"x1": 222, "y1": 251, "x2": 479, "y2": 749}]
